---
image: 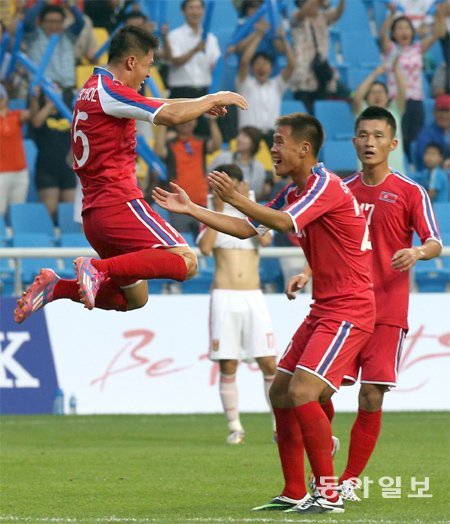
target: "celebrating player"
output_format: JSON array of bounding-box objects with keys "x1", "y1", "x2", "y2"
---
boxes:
[
  {"x1": 320, "y1": 106, "x2": 441, "y2": 500},
  {"x1": 14, "y1": 25, "x2": 248, "y2": 323},
  {"x1": 153, "y1": 112, "x2": 376, "y2": 514}
]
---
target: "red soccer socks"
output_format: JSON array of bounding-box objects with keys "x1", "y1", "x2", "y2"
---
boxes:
[
  {"x1": 273, "y1": 407, "x2": 307, "y2": 500},
  {"x1": 339, "y1": 408, "x2": 382, "y2": 483},
  {"x1": 294, "y1": 401, "x2": 338, "y2": 502},
  {"x1": 92, "y1": 248, "x2": 188, "y2": 282}
]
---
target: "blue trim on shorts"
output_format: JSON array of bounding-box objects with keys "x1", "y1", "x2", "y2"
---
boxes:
[
  {"x1": 317, "y1": 321, "x2": 352, "y2": 375},
  {"x1": 130, "y1": 199, "x2": 176, "y2": 245}
]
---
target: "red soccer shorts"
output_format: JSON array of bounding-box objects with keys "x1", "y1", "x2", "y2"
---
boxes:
[
  {"x1": 277, "y1": 316, "x2": 371, "y2": 391},
  {"x1": 82, "y1": 198, "x2": 187, "y2": 286},
  {"x1": 343, "y1": 324, "x2": 407, "y2": 387}
]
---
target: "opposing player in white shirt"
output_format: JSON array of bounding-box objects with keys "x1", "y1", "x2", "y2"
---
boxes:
[{"x1": 197, "y1": 164, "x2": 277, "y2": 445}]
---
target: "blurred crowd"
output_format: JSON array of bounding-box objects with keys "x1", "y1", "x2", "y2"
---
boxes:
[{"x1": 0, "y1": 0, "x2": 449, "y2": 227}]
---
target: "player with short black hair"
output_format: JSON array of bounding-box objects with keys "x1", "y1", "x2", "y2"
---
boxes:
[
  {"x1": 304, "y1": 106, "x2": 442, "y2": 501},
  {"x1": 153, "y1": 111, "x2": 376, "y2": 515},
  {"x1": 14, "y1": 26, "x2": 248, "y2": 323}
]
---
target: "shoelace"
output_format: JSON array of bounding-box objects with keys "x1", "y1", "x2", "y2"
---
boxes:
[{"x1": 299, "y1": 495, "x2": 318, "y2": 509}]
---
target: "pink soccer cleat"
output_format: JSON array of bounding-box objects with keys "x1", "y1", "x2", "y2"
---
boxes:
[
  {"x1": 73, "y1": 257, "x2": 105, "y2": 310},
  {"x1": 14, "y1": 268, "x2": 60, "y2": 324}
]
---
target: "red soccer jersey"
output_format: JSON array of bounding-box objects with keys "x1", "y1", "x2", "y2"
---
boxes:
[
  {"x1": 72, "y1": 67, "x2": 166, "y2": 211},
  {"x1": 250, "y1": 163, "x2": 375, "y2": 333},
  {"x1": 345, "y1": 170, "x2": 442, "y2": 329}
]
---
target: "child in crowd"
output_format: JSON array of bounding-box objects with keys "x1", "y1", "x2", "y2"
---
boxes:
[{"x1": 415, "y1": 142, "x2": 449, "y2": 202}]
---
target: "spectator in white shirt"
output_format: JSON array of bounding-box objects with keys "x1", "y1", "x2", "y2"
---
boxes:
[
  {"x1": 167, "y1": 0, "x2": 221, "y2": 136},
  {"x1": 236, "y1": 21, "x2": 294, "y2": 147}
]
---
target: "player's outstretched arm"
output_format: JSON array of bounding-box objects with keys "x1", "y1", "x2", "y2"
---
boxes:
[
  {"x1": 154, "y1": 92, "x2": 248, "y2": 126},
  {"x1": 208, "y1": 170, "x2": 294, "y2": 233},
  {"x1": 152, "y1": 183, "x2": 255, "y2": 239}
]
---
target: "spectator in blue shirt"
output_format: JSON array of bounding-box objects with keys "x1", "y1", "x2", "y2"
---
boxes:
[
  {"x1": 415, "y1": 94, "x2": 450, "y2": 171},
  {"x1": 417, "y1": 142, "x2": 449, "y2": 202},
  {"x1": 24, "y1": 2, "x2": 84, "y2": 89}
]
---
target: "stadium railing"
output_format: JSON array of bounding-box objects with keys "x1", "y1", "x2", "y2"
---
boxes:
[{"x1": 1, "y1": 246, "x2": 449, "y2": 297}]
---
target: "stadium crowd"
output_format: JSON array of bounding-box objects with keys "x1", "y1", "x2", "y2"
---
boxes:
[{"x1": 0, "y1": 0, "x2": 449, "y2": 295}]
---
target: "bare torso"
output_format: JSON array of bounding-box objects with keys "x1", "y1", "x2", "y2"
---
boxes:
[{"x1": 213, "y1": 247, "x2": 261, "y2": 290}]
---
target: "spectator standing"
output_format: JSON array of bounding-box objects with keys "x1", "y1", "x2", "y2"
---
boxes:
[
  {"x1": 197, "y1": 163, "x2": 277, "y2": 445},
  {"x1": 24, "y1": 2, "x2": 85, "y2": 89},
  {"x1": 167, "y1": 0, "x2": 221, "y2": 137},
  {"x1": 352, "y1": 61, "x2": 406, "y2": 173},
  {"x1": 237, "y1": 22, "x2": 294, "y2": 146},
  {"x1": 154, "y1": 117, "x2": 223, "y2": 236},
  {"x1": 380, "y1": 5, "x2": 446, "y2": 159},
  {"x1": 209, "y1": 126, "x2": 271, "y2": 201},
  {"x1": 29, "y1": 86, "x2": 76, "y2": 219},
  {"x1": 415, "y1": 93, "x2": 450, "y2": 170},
  {"x1": 62, "y1": 2, "x2": 97, "y2": 65},
  {"x1": 0, "y1": 83, "x2": 30, "y2": 215},
  {"x1": 289, "y1": 0, "x2": 345, "y2": 114}
]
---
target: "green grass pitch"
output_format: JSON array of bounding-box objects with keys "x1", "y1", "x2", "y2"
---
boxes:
[{"x1": 0, "y1": 412, "x2": 448, "y2": 523}]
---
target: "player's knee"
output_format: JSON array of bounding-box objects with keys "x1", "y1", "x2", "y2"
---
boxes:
[
  {"x1": 183, "y1": 252, "x2": 198, "y2": 280},
  {"x1": 127, "y1": 294, "x2": 148, "y2": 310},
  {"x1": 359, "y1": 384, "x2": 385, "y2": 411}
]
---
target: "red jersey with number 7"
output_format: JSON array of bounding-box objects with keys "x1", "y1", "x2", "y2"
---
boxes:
[
  {"x1": 72, "y1": 67, "x2": 166, "y2": 211},
  {"x1": 344, "y1": 170, "x2": 442, "y2": 329},
  {"x1": 249, "y1": 163, "x2": 376, "y2": 333}
]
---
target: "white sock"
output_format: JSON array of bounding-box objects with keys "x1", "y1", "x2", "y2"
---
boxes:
[
  {"x1": 263, "y1": 374, "x2": 276, "y2": 431},
  {"x1": 219, "y1": 373, "x2": 243, "y2": 432}
]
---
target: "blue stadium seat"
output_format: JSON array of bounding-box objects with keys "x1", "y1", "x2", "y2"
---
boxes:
[
  {"x1": 322, "y1": 140, "x2": 358, "y2": 173},
  {"x1": 149, "y1": 279, "x2": 175, "y2": 294},
  {"x1": 314, "y1": 100, "x2": 354, "y2": 140},
  {"x1": 179, "y1": 272, "x2": 213, "y2": 294},
  {"x1": 9, "y1": 98, "x2": 27, "y2": 110},
  {"x1": 339, "y1": 31, "x2": 381, "y2": 69},
  {"x1": 259, "y1": 257, "x2": 284, "y2": 292},
  {"x1": 151, "y1": 203, "x2": 170, "y2": 223},
  {"x1": 0, "y1": 216, "x2": 14, "y2": 295},
  {"x1": 332, "y1": 0, "x2": 371, "y2": 32},
  {"x1": 344, "y1": 66, "x2": 381, "y2": 92},
  {"x1": 424, "y1": 98, "x2": 435, "y2": 126},
  {"x1": 57, "y1": 202, "x2": 82, "y2": 233},
  {"x1": 58, "y1": 232, "x2": 91, "y2": 278},
  {"x1": 182, "y1": 231, "x2": 197, "y2": 247},
  {"x1": 281, "y1": 99, "x2": 308, "y2": 115},
  {"x1": 24, "y1": 139, "x2": 38, "y2": 203},
  {"x1": 415, "y1": 258, "x2": 450, "y2": 292},
  {"x1": 372, "y1": 0, "x2": 388, "y2": 33},
  {"x1": 9, "y1": 203, "x2": 55, "y2": 239},
  {"x1": 433, "y1": 203, "x2": 450, "y2": 234},
  {"x1": 12, "y1": 233, "x2": 60, "y2": 286}
]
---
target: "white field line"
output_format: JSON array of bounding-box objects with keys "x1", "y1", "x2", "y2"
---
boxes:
[{"x1": 0, "y1": 517, "x2": 444, "y2": 524}]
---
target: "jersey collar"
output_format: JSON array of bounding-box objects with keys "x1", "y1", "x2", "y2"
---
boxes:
[{"x1": 93, "y1": 67, "x2": 115, "y2": 80}]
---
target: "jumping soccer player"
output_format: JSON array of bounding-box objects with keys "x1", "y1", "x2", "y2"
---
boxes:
[{"x1": 14, "y1": 25, "x2": 248, "y2": 322}]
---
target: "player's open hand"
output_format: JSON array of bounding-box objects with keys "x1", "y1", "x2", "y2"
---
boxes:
[
  {"x1": 285, "y1": 273, "x2": 310, "y2": 300},
  {"x1": 208, "y1": 171, "x2": 237, "y2": 203},
  {"x1": 391, "y1": 248, "x2": 421, "y2": 272},
  {"x1": 211, "y1": 91, "x2": 249, "y2": 111},
  {"x1": 152, "y1": 183, "x2": 193, "y2": 215}
]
